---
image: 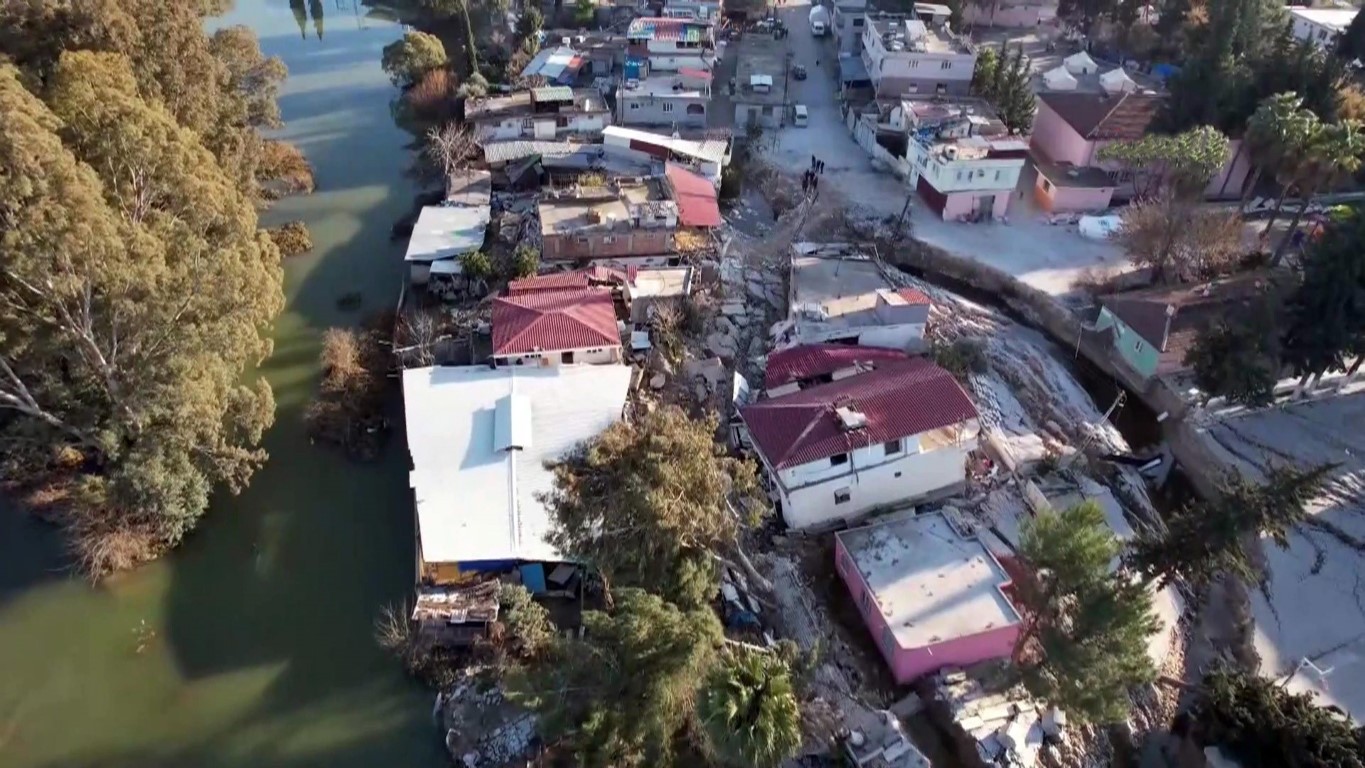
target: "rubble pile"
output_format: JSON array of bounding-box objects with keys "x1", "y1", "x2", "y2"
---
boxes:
[
  {"x1": 933, "y1": 667, "x2": 1064, "y2": 768},
  {"x1": 439, "y1": 671, "x2": 538, "y2": 768}
]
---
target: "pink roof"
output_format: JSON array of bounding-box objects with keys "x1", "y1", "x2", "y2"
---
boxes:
[
  {"x1": 665, "y1": 163, "x2": 722, "y2": 228},
  {"x1": 492, "y1": 288, "x2": 621, "y2": 355},
  {"x1": 764, "y1": 344, "x2": 911, "y2": 390},
  {"x1": 741, "y1": 358, "x2": 978, "y2": 469},
  {"x1": 678, "y1": 67, "x2": 713, "y2": 81}
]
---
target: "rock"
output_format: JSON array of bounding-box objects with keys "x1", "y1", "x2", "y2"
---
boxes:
[
  {"x1": 694, "y1": 382, "x2": 710, "y2": 402},
  {"x1": 748, "y1": 336, "x2": 766, "y2": 358},
  {"x1": 649, "y1": 354, "x2": 674, "y2": 375},
  {"x1": 650, "y1": 373, "x2": 667, "y2": 389},
  {"x1": 707, "y1": 332, "x2": 738, "y2": 359},
  {"x1": 714, "y1": 316, "x2": 736, "y2": 336},
  {"x1": 746, "y1": 280, "x2": 767, "y2": 299},
  {"x1": 721, "y1": 302, "x2": 748, "y2": 318}
]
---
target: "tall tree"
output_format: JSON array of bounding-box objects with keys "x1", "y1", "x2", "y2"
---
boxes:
[
  {"x1": 1100, "y1": 125, "x2": 1231, "y2": 199},
  {"x1": 0, "y1": 56, "x2": 283, "y2": 574},
  {"x1": 506, "y1": 589, "x2": 723, "y2": 768},
  {"x1": 1237, "y1": 92, "x2": 1310, "y2": 211},
  {"x1": 1271, "y1": 119, "x2": 1365, "y2": 263},
  {"x1": 309, "y1": 0, "x2": 324, "y2": 39},
  {"x1": 1337, "y1": 9, "x2": 1365, "y2": 65},
  {"x1": 1183, "y1": 294, "x2": 1284, "y2": 406},
  {"x1": 1128, "y1": 464, "x2": 1332, "y2": 589},
  {"x1": 970, "y1": 44, "x2": 998, "y2": 97},
  {"x1": 382, "y1": 31, "x2": 449, "y2": 87},
  {"x1": 697, "y1": 650, "x2": 804, "y2": 768},
  {"x1": 1282, "y1": 208, "x2": 1365, "y2": 391},
  {"x1": 543, "y1": 406, "x2": 764, "y2": 609},
  {"x1": 1014, "y1": 501, "x2": 1160, "y2": 724},
  {"x1": 1057, "y1": 0, "x2": 1118, "y2": 36},
  {"x1": 995, "y1": 44, "x2": 1036, "y2": 135}
]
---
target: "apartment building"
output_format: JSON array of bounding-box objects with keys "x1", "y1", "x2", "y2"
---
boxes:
[{"x1": 861, "y1": 14, "x2": 976, "y2": 97}]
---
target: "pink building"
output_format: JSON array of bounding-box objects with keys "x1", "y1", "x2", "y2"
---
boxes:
[
  {"x1": 834, "y1": 512, "x2": 1022, "y2": 684},
  {"x1": 1030, "y1": 90, "x2": 1253, "y2": 213}
]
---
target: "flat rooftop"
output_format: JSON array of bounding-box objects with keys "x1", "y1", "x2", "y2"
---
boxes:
[
  {"x1": 734, "y1": 36, "x2": 789, "y2": 106},
  {"x1": 464, "y1": 88, "x2": 608, "y2": 121},
  {"x1": 631, "y1": 266, "x2": 692, "y2": 298},
  {"x1": 837, "y1": 512, "x2": 1020, "y2": 649},
  {"x1": 402, "y1": 364, "x2": 632, "y2": 565},
  {"x1": 789, "y1": 247, "x2": 915, "y2": 320},
  {"x1": 625, "y1": 74, "x2": 709, "y2": 98},
  {"x1": 405, "y1": 205, "x2": 491, "y2": 263},
  {"x1": 538, "y1": 180, "x2": 676, "y2": 235},
  {"x1": 868, "y1": 16, "x2": 971, "y2": 55}
]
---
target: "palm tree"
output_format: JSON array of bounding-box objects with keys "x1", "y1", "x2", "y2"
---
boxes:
[
  {"x1": 1237, "y1": 93, "x2": 1306, "y2": 212},
  {"x1": 1259, "y1": 106, "x2": 1319, "y2": 233},
  {"x1": 696, "y1": 650, "x2": 803, "y2": 768},
  {"x1": 1272, "y1": 119, "x2": 1365, "y2": 264}
]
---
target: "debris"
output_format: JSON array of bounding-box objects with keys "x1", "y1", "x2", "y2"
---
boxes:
[{"x1": 650, "y1": 373, "x2": 667, "y2": 389}]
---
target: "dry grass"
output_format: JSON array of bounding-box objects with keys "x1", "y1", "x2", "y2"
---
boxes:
[
  {"x1": 405, "y1": 68, "x2": 460, "y2": 125},
  {"x1": 65, "y1": 510, "x2": 163, "y2": 581}
]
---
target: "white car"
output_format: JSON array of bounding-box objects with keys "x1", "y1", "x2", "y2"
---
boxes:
[{"x1": 792, "y1": 104, "x2": 809, "y2": 127}]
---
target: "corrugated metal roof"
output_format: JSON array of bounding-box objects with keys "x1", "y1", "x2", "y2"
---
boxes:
[
  {"x1": 740, "y1": 358, "x2": 977, "y2": 469},
  {"x1": 602, "y1": 125, "x2": 729, "y2": 165},
  {"x1": 482, "y1": 140, "x2": 581, "y2": 165},
  {"x1": 492, "y1": 288, "x2": 621, "y2": 355},
  {"x1": 664, "y1": 163, "x2": 722, "y2": 228},
  {"x1": 627, "y1": 17, "x2": 707, "y2": 42},
  {"x1": 531, "y1": 85, "x2": 575, "y2": 102}
]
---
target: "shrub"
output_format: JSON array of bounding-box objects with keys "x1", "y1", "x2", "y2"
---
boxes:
[
  {"x1": 497, "y1": 583, "x2": 555, "y2": 661},
  {"x1": 720, "y1": 165, "x2": 742, "y2": 200},
  {"x1": 267, "y1": 220, "x2": 313, "y2": 257},
  {"x1": 403, "y1": 68, "x2": 459, "y2": 125},
  {"x1": 511, "y1": 246, "x2": 539, "y2": 279},
  {"x1": 931, "y1": 337, "x2": 988, "y2": 380},
  {"x1": 257, "y1": 140, "x2": 315, "y2": 197},
  {"x1": 460, "y1": 250, "x2": 494, "y2": 282}
]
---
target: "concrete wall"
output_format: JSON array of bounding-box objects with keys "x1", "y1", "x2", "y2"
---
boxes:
[
  {"x1": 476, "y1": 114, "x2": 612, "y2": 142},
  {"x1": 1030, "y1": 101, "x2": 1092, "y2": 165},
  {"x1": 911, "y1": 152, "x2": 1025, "y2": 194},
  {"x1": 962, "y1": 2, "x2": 1056, "y2": 28},
  {"x1": 1093, "y1": 306, "x2": 1159, "y2": 379},
  {"x1": 773, "y1": 424, "x2": 977, "y2": 530},
  {"x1": 493, "y1": 346, "x2": 622, "y2": 367},
  {"x1": 1033, "y1": 173, "x2": 1115, "y2": 212},
  {"x1": 620, "y1": 95, "x2": 709, "y2": 127},
  {"x1": 834, "y1": 535, "x2": 1020, "y2": 684},
  {"x1": 735, "y1": 102, "x2": 784, "y2": 129},
  {"x1": 940, "y1": 189, "x2": 1011, "y2": 220},
  {"x1": 862, "y1": 27, "x2": 976, "y2": 98},
  {"x1": 543, "y1": 228, "x2": 674, "y2": 260}
]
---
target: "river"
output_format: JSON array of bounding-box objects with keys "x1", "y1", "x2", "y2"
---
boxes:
[{"x1": 0, "y1": 2, "x2": 447, "y2": 766}]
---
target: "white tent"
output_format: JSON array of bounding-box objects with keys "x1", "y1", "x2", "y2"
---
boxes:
[
  {"x1": 1064, "y1": 50, "x2": 1098, "y2": 75},
  {"x1": 1099, "y1": 67, "x2": 1137, "y2": 95},
  {"x1": 1042, "y1": 66, "x2": 1079, "y2": 91}
]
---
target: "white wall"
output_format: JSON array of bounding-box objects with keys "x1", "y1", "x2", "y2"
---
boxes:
[
  {"x1": 790, "y1": 322, "x2": 926, "y2": 350},
  {"x1": 908, "y1": 150, "x2": 1025, "y2": 194},
  {"x1": 475, "y1": 114, "x2": 610, "y2": 142},
  {"x1": 773, "y1": 424, "x2": 979, "y2": 529},
  {"x1": 861, "y1": 27, "x2": 977, "y2": 94},
  {"x1": 494, "y1": 346, "x2": 621, "y2": 367},
  {"x1": 644, "y1": 53, "x2": 711, "y2": 71}
]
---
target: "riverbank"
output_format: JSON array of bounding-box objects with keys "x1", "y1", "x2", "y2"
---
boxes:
[{"x1": 0, "y1": 3, "x2": 446, "y2": 766}]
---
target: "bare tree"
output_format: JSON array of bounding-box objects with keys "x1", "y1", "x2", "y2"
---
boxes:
[
  {"x1": 1116, "y1": 195, "x2": 1244, "y2": 284},
  {"x1": 424, "y1": 124, "x2": 479, "y2": 183},
  {"x1": 395, "y1": 308, "x2": 449, "y2": 368}
]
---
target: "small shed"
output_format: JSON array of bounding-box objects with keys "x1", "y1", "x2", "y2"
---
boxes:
[
  {"x1": 1063, "y1": 50, "x2": 1098, "y2": 75},
  {"x1": 1042, "y1": 66, "x2": 1078, "y2": 91},
  {"x1": 1099, "y1": 67, "x2": 1137, "y2": 95}
]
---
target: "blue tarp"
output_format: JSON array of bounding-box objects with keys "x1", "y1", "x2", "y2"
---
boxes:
[
  {"x1": 839, "y1": 55, "x2": 869, "y2": 86},
  {"x1": 520, "y1": 563, "x2": 547, "y2": 594},
  {"x1": 1151, "y1": 63, "x2": 1180, "y2": 82}
]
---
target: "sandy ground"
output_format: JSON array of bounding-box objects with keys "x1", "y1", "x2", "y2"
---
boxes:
[
  {"x1": 1194, "y1": 383, "x2": 1365, "y2": 719},
  {"x1": 756, "y1": 1, "x2": 1129, "y2": 296}
]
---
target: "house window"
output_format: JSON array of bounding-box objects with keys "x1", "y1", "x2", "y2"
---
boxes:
[
  {"x1": 909, "y1": 59, "x2": 919, "y2": 68},
  {"x1": 936, "y1": 83, "x2": 947, "y2": 95},
  {"x1": 602, "y1": 235, "x2": 615, "y2": 245},
  {"x1": 881, "y1": 626, "x2": 896, "y2": 655},
  {"x1": 995, "y1": 169, "x2": 1002, "y2": 181},
  {"x1": 830, "y1": 453, "x2": 849, "y2": 467},
  {"x1": 853, "y1": 16, "x2": 864, "y2": 26},
  {"x1": 907, "y1": 83, "x2": 920, "y2": 93},
  {"x1": 884, "y1": 439, "x2": 902, "y2": 456},
  {"x1": 956, "y1": 170, "x2": 964, "y2": 182},
  {"x1": 629, "y1": 102, "x2": 640, "y2": 109},
  {"x1": 686, "y1": 103, "x2": 705, "y2": 115},
  {"x1": 563, "y1": 350, "x2": 575, "y2": 364},
  {"x1": 859, "y1": 587, "x2": 871, "y2": 614},
  {"x1": 940, "y1": 61, "x2": 951, "y2": 70},
  {"x1": 1135, "y1": 339, "x2": 1146, "y2": 353},
  {"x1": 663, "y1": 102, "x2": 675, "y2": 113},
  {"x1": 761, "y1": 105, "x2": 774, "y2": 116},
  {"x1": 1041, "y1": 178, "x2": 1054, "y2": 193},
  {"x1": 835, "y1": 487, "x2": 852, "y2": 504},
  {"x1": 522, "y1": 117, "x2": 534, "y2": 130}
]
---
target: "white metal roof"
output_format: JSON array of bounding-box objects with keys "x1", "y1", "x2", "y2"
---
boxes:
[
  {"x1": 404, "y1": 206, "x2": 491, "y2": 263},
  {"x1": 837, "y1": 512, "x2": 1020, "y2": 650},
  {"x1": 601, "y1": 125, "x2": 729, "y2": 165},
  {"x1": 402, "y1": 364, "x2": 632, "y2": 565}
]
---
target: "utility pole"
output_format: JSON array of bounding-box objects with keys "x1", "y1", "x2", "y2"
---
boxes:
[{"x1": 896, "y1": 193, "x2": 913, "y2": 238}]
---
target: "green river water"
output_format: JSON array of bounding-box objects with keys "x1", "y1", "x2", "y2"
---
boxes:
[{"x1": 0, "y1": 2, "x2": 447, "y2": 765}]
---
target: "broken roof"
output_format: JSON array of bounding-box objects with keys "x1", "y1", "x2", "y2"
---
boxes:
[
  {"x1": 403, "y1": 364, "x2": 631, "y2": 564},
  {"x1": 1036, "y1": 90, "x2": 1162, "y2": 140},
  {"x1": 664, "y1": 162, "x2": 722, "y2": 227},
  {"x1": 602, "y1": 125, "x2": 730, "y2": 165},
  {"x1": 405, "y1": 205, "x2": 491, "y2": 263},
  {"x1": 627, "y1": 17, "x2": 709, "y2": 42},
  {"x1": 492, "y1": 288, "x2": 621, "y2": 356},
  {"x1": 764, "y1": 344, "x2": 912, "y2": 390},
  {"x1": 837, "y1": 511, "x2": 1021, "y2": 650},
  {"x1": 740, "y1": 358, "x2": 978, "y2": 469},
  {"x1": 788, "y1": 249, "x2": 931, "y2": 330},
  {"x1": 446, "y1": 169, "x2": 493, "y2": 207},
  {"x1": 506, "y1": 266, "x2": 633, "y2": 295}
]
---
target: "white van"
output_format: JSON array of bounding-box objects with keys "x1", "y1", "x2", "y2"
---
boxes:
[{"x1": 792, "y1": 104, "x2": 809, "y2": 127}]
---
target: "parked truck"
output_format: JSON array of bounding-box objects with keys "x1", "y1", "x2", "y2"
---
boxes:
[{"x1": 809, "y1": 4, "x2": 829, "y2": 35}]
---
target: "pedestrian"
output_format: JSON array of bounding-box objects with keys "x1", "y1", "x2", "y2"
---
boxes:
[
  {"x1": 812, "y1": 174, "x2": 819, "y2": 192},
  {"x1": 802, "y1": 171, "x2": 810, "y2": 193},
  {"x1": 818, "y1": 160, "x2": 825, "y2": 174},
  {"x1": 811, "y1": 154, "x2": 817, "y2": 170}
]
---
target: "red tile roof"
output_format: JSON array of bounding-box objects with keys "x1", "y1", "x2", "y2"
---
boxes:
[
  {"x1": 507, "y1": 267, "x2": 635, "y2": 295},
  {"x1": 492, "y1": 288, "x2": 621, "y2": 355},
  {"x1": 1037, "y1": 91, "x2": 1163, "y2": 141},
  {"x1": 665, "y1": 162, "x2": 723, "y2": 228},
  {"x1": 765, "y1": 344, "x2": 912, "y2": 390},
  {"x1": 741, "y1": 358, "x2": 978, "y2": 469},
  {"x1": 896, "y1": 287, "x2": 932, "y2": 305}
]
